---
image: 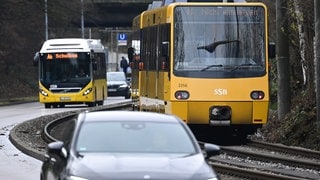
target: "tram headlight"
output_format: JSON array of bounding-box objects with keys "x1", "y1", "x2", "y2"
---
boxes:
[
  {"x1": 39, "y1": 89, "x2": 48, "y2": 96},
  {"x1": 83, "y1": 88, "x2": 92, "y2": 96},
  {"x1": 175, "y1": 91, "x2": 189, "y2": 100},
  {"x1": 250, "y1": 91, "x2": 265, "y2": 100}
]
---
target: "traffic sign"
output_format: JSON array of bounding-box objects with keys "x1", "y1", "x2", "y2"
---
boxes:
[{"x1": 118, "y1": 33, "x2": 127, "y2": 46}]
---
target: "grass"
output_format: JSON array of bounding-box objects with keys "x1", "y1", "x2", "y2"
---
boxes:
[{"x1": 0, "y1": 96, "x2": 38, "y2": 106}]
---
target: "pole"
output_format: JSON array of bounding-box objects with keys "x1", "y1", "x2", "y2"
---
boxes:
[
  {"x1": 116, "y1": 29, "x2": 119, "y2": 71},
  {"x1": 45, "y1": 0, "x2": 48, "y2": 40},
  {"x1": 81, "y1": 0, "x2": 84, "y2": 38},
  {"x1": 315, "y1": 0, "x2": 320, "y2": 128}
]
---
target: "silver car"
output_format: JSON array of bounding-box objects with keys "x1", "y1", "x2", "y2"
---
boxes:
[{"x1": 41, "y1": 111, "x2": 220, "y2": 180}]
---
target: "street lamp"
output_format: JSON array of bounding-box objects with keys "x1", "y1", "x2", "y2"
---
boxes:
[
  {"x1": 81, "y1": 0, "x2": 84, "y2": 38},
  {"x1": 45, "y1": 0, "x2": 48, "y2": 40}
]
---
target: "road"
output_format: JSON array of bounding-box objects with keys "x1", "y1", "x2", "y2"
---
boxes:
[{"x1": 0, "y1": 97, "x2": 130, "y2": 180}]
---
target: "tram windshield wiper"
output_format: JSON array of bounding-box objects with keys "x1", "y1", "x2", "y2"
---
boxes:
[
  {"x1": 201, "y1": 64, "x2": 223, "y2": 71},
  {"x1": 230, "y1": 63, "x2": 254, "y2": 72},
  {"x1": 197, "y1": 40, "x2": 239, "y2": 53}
]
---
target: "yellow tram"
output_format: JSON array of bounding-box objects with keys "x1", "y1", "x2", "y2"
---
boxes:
[{"x1": 128, "y1": 0, "x2": 275, "y2": 137}]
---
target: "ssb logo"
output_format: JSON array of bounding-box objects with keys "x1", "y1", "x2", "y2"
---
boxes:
[{"x1": 214, "y1": 88, "x2": 228, "y2": 95}]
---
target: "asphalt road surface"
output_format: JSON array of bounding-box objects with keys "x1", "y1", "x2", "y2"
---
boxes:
[{"x1": 0, "y1": 97, "x2": 130, "y2": 180}]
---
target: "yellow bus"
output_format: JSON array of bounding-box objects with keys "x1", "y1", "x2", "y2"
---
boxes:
[
  {"x1": 34, "y1": 38, "x2": 107, "y2": 108},
  {"x1": 129, "y1": 1, "x2": 276, "y2": 138}
]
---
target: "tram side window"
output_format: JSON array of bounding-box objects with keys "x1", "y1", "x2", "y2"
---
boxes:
[
  {"x1": 158, "y1": 24, "x2": 170, "y2": 71},
  {"x1": 142, "y1": 26, "x2": 156, "y2": 71},
  {"x1": 141, "y1": 28, "x2": 149, "y2": 70},
  {"x1": 141, "y1": 25, "x2": 170, "y2": 72}
]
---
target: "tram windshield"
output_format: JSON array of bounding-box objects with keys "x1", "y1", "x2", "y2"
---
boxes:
[
  {"x1": 39, "y1": 52, "x2": 91, "y2": 92},
  {"x1": 173, "y1": 6, "x2": 266, "y2": 78}
]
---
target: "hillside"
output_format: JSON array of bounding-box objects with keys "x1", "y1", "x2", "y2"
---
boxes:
[{"x1": 0, "y1": 0, "x2": 85, "y2": 100}]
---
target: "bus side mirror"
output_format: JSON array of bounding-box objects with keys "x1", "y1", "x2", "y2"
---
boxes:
[
  {"x1": 161, "y1": 41, "x2": 169, "y2": 58},
  {"x1": 33, "y1": 52, "x2": 40, "y2": 66},
  {"x1": 268, "y1": 42, "x2": 276, "y2": 59}
]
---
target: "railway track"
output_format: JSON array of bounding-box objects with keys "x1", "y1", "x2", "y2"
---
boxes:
[
  {"x1": 247, "y1": 139, "x2": 320, "y2": 160},
  {"x1": 43, "y1": 102, "x2": 132, "y2": 143},
  {"x1": 39, "y1": 106, "x2": 320, "y2": 179},
  {"x1": 205, "y1": 140, "x2": 320, "y2": 179}
]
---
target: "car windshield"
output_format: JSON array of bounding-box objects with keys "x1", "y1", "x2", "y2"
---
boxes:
[
  {"x1": 107, "y1": 72, "x2": 126, "y2": 81},
  {"x1": 75, "y1": 121, "x2": 196, "y2": 155}
]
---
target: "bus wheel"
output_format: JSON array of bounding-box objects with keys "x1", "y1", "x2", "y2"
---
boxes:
[
  {"x1": 125, "y1": 94, "x2": 131, "y2": 99},
  {"x1": 44, "y1": 103, "x2": 51, "y2": 109},
  {"x1": 97, "y1": 101, "x2": 104, "y2": 106},
  {"x1": 87, "y1": 102, "x2": 96, "y2": 107}
]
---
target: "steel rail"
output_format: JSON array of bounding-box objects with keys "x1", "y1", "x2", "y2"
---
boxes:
[
  {"x1": 248, "y1": 139, "x2": 320, "y2": 160},
  {"x1": 209, "y1": 161, "x2": 306, "y2": 180},
  {"x1": 220, "y1": 146, "x2": 320, "y2": 171},
  {"x1": 42, "y1": 102, "x2": 132, "y2": 143}
]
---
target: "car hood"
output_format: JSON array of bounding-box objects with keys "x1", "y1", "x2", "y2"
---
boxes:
[{"x1": 68, "y1": 153, "x2": 216, "y2": 179}]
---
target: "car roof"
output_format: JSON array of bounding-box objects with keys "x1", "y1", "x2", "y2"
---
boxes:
[
  {"x1": 106, "y1": 72, "x2": 126, "y2": 79},
  {"x1": 107, "y1": 71, "x2": 125, "y2": 75},
  {"x1": 80, "y1": 111, "x2": 182, "y2": 124}
]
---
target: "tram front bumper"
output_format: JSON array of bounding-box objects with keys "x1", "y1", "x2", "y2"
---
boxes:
[{"x1": 170, "y1": 101, "x2": 268, "y2": 126}]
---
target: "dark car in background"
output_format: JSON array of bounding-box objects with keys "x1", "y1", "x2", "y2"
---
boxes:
[
  {"x1": 107, "y1": 71, "x2": 131, "y2": 99},
  {"x1": 40, "y1": 111, "x2": 220, "y2": 180}
]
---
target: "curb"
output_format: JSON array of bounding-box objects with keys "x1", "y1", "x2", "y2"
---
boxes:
[
  {"x1": 8, "y1": 101, "x2": 133, "y2": 162},
  {"x1": 9, "y1": 122, "x2": 45, "y2": 161}
]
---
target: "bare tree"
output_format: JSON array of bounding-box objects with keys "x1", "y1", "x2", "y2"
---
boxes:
[
  {"x1": 292, "y1": 0, "x2": 307, "y2": 85},
  {"x1": 276, "y1": 0, "x2": 291, "y2": 120}
]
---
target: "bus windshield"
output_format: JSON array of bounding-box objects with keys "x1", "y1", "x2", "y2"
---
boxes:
[
  {"x1": 39, "y1": 52, "x2": 91, "y2": 92},
  {"x1": 173, "y1": 6, "x2": 266, "y2": 78}
]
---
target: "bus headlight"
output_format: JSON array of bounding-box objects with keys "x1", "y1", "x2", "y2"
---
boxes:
[
  {"x1": 39, "y1": 89, "x2": 48, "y2": 96},
  {"x1": 175, "y1": 91, "x2": 189, "y2": 100},
  {"x1": 83, "y1": 88, "x2": 92, "y2": 96},
  {"x1": 250, "y1": 91, "x2": 265, "y2": 100}
]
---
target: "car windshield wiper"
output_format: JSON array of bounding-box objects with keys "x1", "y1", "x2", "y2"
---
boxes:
[
  {"x1": 197, "y1": 40, "x2": 239, "y2": 53},
  {"x1": 200, "y1": 64, "x2": 223, "y2": 72},
  {"x1": 76, "y1": 151, "x2": 84, "y2": 158}
]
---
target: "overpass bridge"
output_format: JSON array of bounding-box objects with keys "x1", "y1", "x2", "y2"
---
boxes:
[{"x1": 83, "y1": 0, "x2": 155, "y2": 27}]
